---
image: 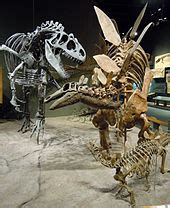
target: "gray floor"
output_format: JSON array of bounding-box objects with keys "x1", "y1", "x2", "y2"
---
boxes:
[{"x1": 0, "y1": 117, "x2": 170, "y2": 208}]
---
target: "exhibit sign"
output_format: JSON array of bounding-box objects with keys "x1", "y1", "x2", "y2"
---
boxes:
[{"x1": 153, "y1": 53, "x2": 170, "y2": 78}]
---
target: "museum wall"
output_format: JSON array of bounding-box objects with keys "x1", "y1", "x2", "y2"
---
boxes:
[
  {"x1": 0, "y1": 0, "x2": 170, "y2": 118},
  {"x1": 151, "y1": 24, "x2": 170, "y2": 58}
]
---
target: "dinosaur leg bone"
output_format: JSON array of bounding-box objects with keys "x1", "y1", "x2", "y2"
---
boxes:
[
  {"x1": 31, "y1": 70, "x2": 47, "y2": 144},
  {"x1": 18, "y1": 86, "x2": 33, "y2": 133},
  {"x1": 160, "y1": 148, "x2": 170, "y2": 174},
  {"x1": 138, "y1": 113, "x2": 151, "y2": 143},
  {"x1": 92, "y1": 109, "x2": 112, "y2": 151},
  {"x1": 122, "y1": 184, "x2": 135, "y2": 207},
  {"x1": 144, "y1": 158, "x2": 151, "y2": 191},
  {"x1": 114, "y1": 170, "x2": 135, "y2": 207}
]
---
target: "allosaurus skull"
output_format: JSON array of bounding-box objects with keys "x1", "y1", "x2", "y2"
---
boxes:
[{"x1": 44, "y1": 22, "x2": 86, "y2": 78}]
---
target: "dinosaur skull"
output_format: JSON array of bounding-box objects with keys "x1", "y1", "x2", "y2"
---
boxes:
[
  {"x1": 45, "y1": 82, "x2": 81, "y2": 109},
  {"x1": 45, "y1": 29, "x2": 86, "y2": 78},
  {"x1": 45, "y1": 75, "x2": 120, "y2": 110},
  {"x1": 45, "y1": 75, "x2": 88, "y2": 109}
]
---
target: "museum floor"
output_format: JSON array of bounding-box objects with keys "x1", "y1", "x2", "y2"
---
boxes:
[{"x1": 0, "y1": 117, "x2": 170, "y2": 208}]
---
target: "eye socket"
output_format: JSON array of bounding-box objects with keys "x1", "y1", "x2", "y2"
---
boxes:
[
  {"x1": 59, "y1": 34, "x2": 68, "y2": 44},
  {"x1": 67, "y1": 40, "x2": 76, "y2": 50},
  {"x1": 79, "y1": 49, "x2": 85, "y2": 56}
]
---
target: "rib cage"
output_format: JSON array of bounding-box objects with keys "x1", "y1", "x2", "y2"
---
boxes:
[
  {"x1": 88, "y1": 139, "x2": 160, "y2": 173},
  {"x1": 113, "y1": 140, "x2": 157, "y2": 170},
  {"x1": 107, "y1": 40, "x2": 149, "y2": 90},
  {"x1": 4, "y1": 33, "x2": 27, "y2": 73},
  {"x1": 4, "y1": 21, "x2": 60, "y2": 74}
]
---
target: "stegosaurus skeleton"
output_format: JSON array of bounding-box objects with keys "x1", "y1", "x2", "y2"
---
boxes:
[{"x1": 45, "y1": 4, "x2": 154, "y2": 148}]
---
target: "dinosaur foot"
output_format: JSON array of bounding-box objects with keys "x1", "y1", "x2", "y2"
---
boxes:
[
  {"x1": 18, "y1": 116, "x2": 33, "y2": 133},
  {"x1": 160, "y1": 168, "x2": 170, "y2": 174},
  {"x1": 30, "y1": 117, "x2": 45, "y2": 144},
  {"x1": 115, "y1": 183, "x2": 136, "y2": 207}
]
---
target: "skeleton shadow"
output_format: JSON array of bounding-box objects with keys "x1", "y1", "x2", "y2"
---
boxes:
[{"x1": 77, "y1": 181, "x2": 135, "y2": 205}]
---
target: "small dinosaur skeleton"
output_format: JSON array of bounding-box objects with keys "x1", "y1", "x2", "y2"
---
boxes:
[
  {"x1": 0, "y1": 20, "x2": 86, "y2": 143},
  {"x1": 87, "y1": 132, "x2": 170, "y2": 207}
]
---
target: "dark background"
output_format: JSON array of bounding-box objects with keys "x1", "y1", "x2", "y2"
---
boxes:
[
  {"x1": 0, "y1": 0, "x2": 170, "y2": 117},
  {"x1": 0, "y1": 0, "x2": 170, "y2": 54}
]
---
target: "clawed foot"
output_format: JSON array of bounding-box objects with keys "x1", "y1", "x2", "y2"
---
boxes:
[
  {"x1": 30, "y1": 116, "x2": 45, "y2": 144},
  {"x1": 114, "y1": 183, "x2": 136, "y2": 207},
  {"x1": 160, "y1": 168, "x2": 170, "y2": 174},
  {"x1": 115, "y1": 187, "x2": 123, "y2": 199},
  {"x1": 18, "y1": 115, "x2": 33, "y2": 133}
]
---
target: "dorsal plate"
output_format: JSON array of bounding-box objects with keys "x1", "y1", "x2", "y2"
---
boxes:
[
  {"x1": 93, "y1": 54, "x2": 121, "y2": 75},
  {"x1": 94, "y1": 67, "x2": 107, "y2": 85},
  {"x1": 94, "y1": 6, "x2": 121, "y2": 46}
]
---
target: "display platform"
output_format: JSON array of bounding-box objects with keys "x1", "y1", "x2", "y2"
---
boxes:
[
  {"x1": 147, "y1": 103, "x2": 170, "y2": 132},
  {"x1": 0, "y1": 117, "x2": 170, "y2": 208},
  {"x1": 153, "y1": 96, "x2": 170, "y2": 108}
]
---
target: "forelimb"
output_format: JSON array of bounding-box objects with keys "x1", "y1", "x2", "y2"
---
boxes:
[
  {"x1": 0, "y1": 44, "x2": 19, "y2": 56},
  {"x1": 114, "y1": 169, "x2": 135, "y2": 207},
  {"x1": 9, "y1": 62, "x2": 25, "y2": 109}
]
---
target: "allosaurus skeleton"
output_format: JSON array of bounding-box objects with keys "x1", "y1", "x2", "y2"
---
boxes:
[{"x1": 0, "y1": 21, "x2": 86, "y2": 143}]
